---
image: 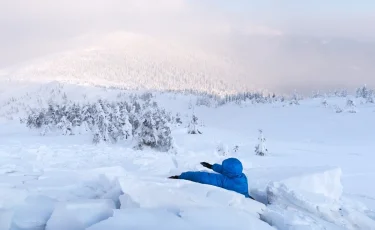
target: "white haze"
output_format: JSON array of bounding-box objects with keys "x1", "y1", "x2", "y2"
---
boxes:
[{"x1": 1, "y1": 0, "x2": 375, "y2": 93}]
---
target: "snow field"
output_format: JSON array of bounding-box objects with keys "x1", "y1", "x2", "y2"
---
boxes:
[{"x1": 0, "y1": 88, "x2": 375, "y2": 229}]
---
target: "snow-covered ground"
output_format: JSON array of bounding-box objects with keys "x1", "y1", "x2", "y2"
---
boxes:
[{"x1": 0, "y1": 83, "x2": 375, "y2": 229}]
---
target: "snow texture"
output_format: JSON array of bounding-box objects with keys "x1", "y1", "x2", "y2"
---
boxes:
[{"x1": 0, "y1": 82, "x2": 375, "y2": 230}]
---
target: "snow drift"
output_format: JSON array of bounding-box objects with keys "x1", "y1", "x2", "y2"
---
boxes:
[{"x1": 258, "y1": 167, "x2": 375, "y2": 230}]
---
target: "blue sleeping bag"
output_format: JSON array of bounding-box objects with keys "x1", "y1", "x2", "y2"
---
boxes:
[{"x1": 179, "y1": 158, "x2": 250, "y2": 198}]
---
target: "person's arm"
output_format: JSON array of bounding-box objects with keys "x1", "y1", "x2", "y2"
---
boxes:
[
  {"x1": 178, "y1": 171, "x2": 223, "y2": 187},
  {"x1": 212, "y1": 164, "x2": 223, "y2": 174},
  {"x1": 201, "y1": 162, "x2": 223, "y2": 174}
]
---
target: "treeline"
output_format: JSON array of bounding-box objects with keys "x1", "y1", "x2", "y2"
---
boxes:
[{"x1": 23, "y1": 96, "x2": 174, "y2": 152}]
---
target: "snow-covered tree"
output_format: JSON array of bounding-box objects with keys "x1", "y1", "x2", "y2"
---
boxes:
[
  {"x1": 153, "y1": 110, "x2": 173, "y2": 152},
  {"x1": 93, "y1": 102, "x2": 110, "y2": 143},
  {"x1": 335, "y1": 106, "x2": 343, "y2": 113},
  {"x1": 288, "y1": 91, "x2": 301, "y2": 105},
  {"x1": 346, "y1": 99, "x2": 357, "y2": 113},
  {"x1": 57, "y1": 115, "x2": 73, "y2": 135},
  {"x1": 175, "y1": 113, "x2": 182, "y2": 125},
  {"x1": 138, "y1": 110, "x2": 157, "y2": 148},
  {"x1": 92, "y1": 126, "x2": 102, "y2": 144},
  {"x1": 356, "y1": 85, "x2": 370, "y2": 98},
  {"x1": 255, "y1": 129, "x2": 268, "y2": 156},
  {"x1": 80, "y1": 104, "x2": 94, "y2": 133},
  {"x1": 118, "y1": 106, "x2": 132, "y2": 140},
  {"x1": 23, "y1": 97, "x2": 172, "y2": 150},
  {"x1": 137, "y1": 108, "x2": 173, "y2": 152},
  {"x1": 188, "y1": 114, "x2": 201, "y2": 134},
  {"x1": 366, "y1": 96, "x2": 374, "y2": 104},
  {"x1": 321, "y1": 99, "x2": 328, "y2": 107},
  {"x1": 312, "y1": 90, "x2": 322, "y2": 98},
  {"x1": 70, "y1": 103, "x2": 82, "y2": 127}
]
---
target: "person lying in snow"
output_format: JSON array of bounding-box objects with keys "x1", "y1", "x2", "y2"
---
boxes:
[{"x1": 169, "y1": 158, "x2": 254, "y2": 199}]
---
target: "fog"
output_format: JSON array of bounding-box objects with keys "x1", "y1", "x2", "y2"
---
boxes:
[{"x1": 1, "y1": 0, "x2": 375, "y2": 93}]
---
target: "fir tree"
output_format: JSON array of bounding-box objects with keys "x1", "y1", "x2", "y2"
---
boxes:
[
  {"x1": 366, "y1": 96, "x2": 374, "y2": 104},
  {"x1": 118, "y1": 103, "x2": 133, "y2": 140},
  {"x1": 57, "y1": 116, "x2": 73, "y2": 135},
  {"x1": 139, "y1": 110, "x2": 157, "y2": 148},
  {"x1": 93, "y1": 102, "x2": 110, "y2": 142},
  {"x1": 188, "y1": 114, "x2": 201, "y2": 134},
  {"x1": 346, "y1": 99, "x2": 357, "y2": 113},
  {"x1": 356, "y1": 85, "x2": 370, "y2": 98},
  {"x1": 255, "y1": 129, "x2": 268, "y2": 156},
  {"x1": 175, "y1": 113, "x2": 182, "y2": 125},
  {"x1": 153, "y1": 109, "x2": 173, "y2": 152},
  {"x1": 321, "y1": 99, "x2": 328, "y2": 107}
]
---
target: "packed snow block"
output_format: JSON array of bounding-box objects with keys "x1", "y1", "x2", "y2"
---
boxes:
[
  {"x1": 266, "y1": 167, "x2": 343, "y2": 211},
  {"x1": 119, "y1": 193, "x2": 140, "y2": 209},
  {"x1": 88, "y1": 208, "x2": 275, "y2": 230},
  {"x1": 259, "y1": 167, "x2": 375, "y2": 230},
  {"x1": 263, "y1": 202, "x2": 375, "y2": 230},
  {"x1": 179, "y1": 207, "x2": 276, "y2": 230},
  {"x1": 45, "y1": 199, "x2": 115, "y2": 230},
  {"x1": 100, "y1": 179, "x2": 124, "y2": 209},
  {"x1": 88, "y1": 166, "x2": 128, "y2": 181},
  {"x1": 87, "y1": 209, "x2": 189, "y2": 230},
  {"x1": 278, "y1": 167, "x2": 343, "y2": 201},
  {"x1": 261, "y1": 205, "x2": 345, "y2": 230},
  {"x1": 0, "y1": 188, "x2": 29, "y2": 210},
  {"x1": 245, "y1": 166, "x2": 343, "y2": 204},
  {"x1": 0, "y1": 209, "x2": 14, "y2": 230},
  {"x1": 117, "y1": 176, "x2": 265, "y2": 218},
  {"x1": 10, "y1": 195, "x2": 56, "y2": 230}
]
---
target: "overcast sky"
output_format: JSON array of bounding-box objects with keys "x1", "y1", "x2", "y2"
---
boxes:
[{"x1": 1, "y1": 0, "x2": 375, "y2": 91}]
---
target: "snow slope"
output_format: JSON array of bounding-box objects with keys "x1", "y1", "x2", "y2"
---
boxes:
[
  {"x1": 0, "y1": 83, "x2": 375, "y2": 229},
  {"x1": 0, "y1": 32, "x2": 251, "y2": 96}
]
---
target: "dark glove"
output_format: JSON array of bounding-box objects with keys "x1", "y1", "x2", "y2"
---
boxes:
[
  {"x1": 168, "y1": 175, "x2": 179, "y2": 179},
  {"x1": 200, "y1": 162, "x2": 212, "y2": 169}
]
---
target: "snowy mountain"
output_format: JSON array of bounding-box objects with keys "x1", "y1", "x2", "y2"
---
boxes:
[
  {"x1": 0, "y1": 32, "x2": 252, "y2": 96},
  {"x1": 1, "y1": 31, "x2": 375, "y2": 230},
  {"x1": 2, "y1": 32, "x2": 375, "y2": 97}
]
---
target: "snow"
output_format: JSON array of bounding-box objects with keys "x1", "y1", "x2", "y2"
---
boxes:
[
  {"x1": 273, "y1": 167, "x2": 343, "y2": 201},
  {"x1": 45, "y1": 199, "x2": 115, "y2": 230},
  {"x1": 87, "y1": 208, "x2": 275, "y2": 230},
  {"x1": 0, "y1": 32, "x2": 251, "y2": 96},
  {"x1": 0, "y1": 83, "x2": 375, "y2": 229},
  {"x1": 10, "y1": 195, "x2": 56, "y2": 230}
]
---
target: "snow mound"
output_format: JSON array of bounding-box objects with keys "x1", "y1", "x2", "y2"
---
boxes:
[
  {"x1": 10, "y1": 195, "x2": 56, "y2": 230},
  {"x1": 119, "y1": 193, "x2": 140, "y2": 209},
  {"x1": 261, "y1": 167, "x2": 375, "y2": 230},
  {"x1": 87, "y1": 208, "x2": 275, "y2": 230},
  {"x1": 0, "y1": 188, "x2": 29, "y2": 210},
  {"x1": 45, "y1": 199, "x2": 115, "y2": 230},
  {"x1": 267, "y1": 167, "x2": 343, "y2": 204},
  {"x1": 117, "y1": 175, "x2": 265, "y2": 217}
]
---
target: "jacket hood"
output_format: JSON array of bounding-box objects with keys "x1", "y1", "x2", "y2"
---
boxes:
[{"x1": 221, "y1": 158, "x2": 243, "y2": 177}]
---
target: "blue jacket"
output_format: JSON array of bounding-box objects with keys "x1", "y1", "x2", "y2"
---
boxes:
[{"x1": 179, "y1": 158, "x2": 250, "y2": 198}]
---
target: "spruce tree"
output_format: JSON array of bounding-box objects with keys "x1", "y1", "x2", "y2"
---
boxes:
[
  {"x1": 153, "y1": 109, "x2": 172, "y2": 151},
  {"x1": 139, "y1": 110, "x2": 157, "y2": 148},
  {"x1": 346, "y1": 99, "x2": 357, "y2": 113},
  {"x1": 118, "y1": 106, "x2": 132, "y2": 140},
  {"x1": 57, "y1": 115, "x2": 73, "y2": 135},
  {"x1": 255, "y1": 129, "x2": 268, "y2": 156},
  {"x1": 188, "y1": 114, "x2": 201, "y2": 134}
]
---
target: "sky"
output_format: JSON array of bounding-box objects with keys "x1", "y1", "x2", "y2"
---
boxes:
[{"x1": 0, "y1": 0, "x2": 375, "y2": 92}]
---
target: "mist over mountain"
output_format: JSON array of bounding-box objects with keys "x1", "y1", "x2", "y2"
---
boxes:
[{"x1": 1, "y1": 31, "x2": 374, "y2": 95}]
